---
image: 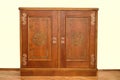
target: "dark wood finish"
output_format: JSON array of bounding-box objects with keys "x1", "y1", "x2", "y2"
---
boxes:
[{"x1": 19, "y1": 8, "x2": 98, "y2": 76}]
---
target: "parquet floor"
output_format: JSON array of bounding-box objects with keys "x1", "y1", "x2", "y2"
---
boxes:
[{"x1": 0, "y1": 70, "x2": 120, "y2": 80}]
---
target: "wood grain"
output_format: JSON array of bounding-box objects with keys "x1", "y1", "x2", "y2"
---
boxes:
[
  {"x1": 21, "y1": 68, "x2": 97, "y2": 76},
  {"x1": 0, "y1": 70, "x2": 120, "y2": 80},
  {"x1": 19, "y1": 8, "x2": 98, "y2": 76}
]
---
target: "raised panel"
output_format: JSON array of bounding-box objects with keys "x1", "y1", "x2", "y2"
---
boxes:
[
  {"x1": 66, "y1": 17, "x2": 90, "y2": 61},
  {"x1": 66, "y1": 17, "x2": 89, "y2": 61},
  {"x1": 65, "y1": 17, "x2": 90, "y2": 68},
  {"x1": 28, "y1": 17, "x2": 51, "y2": 61}
]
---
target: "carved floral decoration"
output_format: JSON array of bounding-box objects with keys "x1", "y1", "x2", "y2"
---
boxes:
[
  {"x1": 22, "y1": 53, "x2": 27, "y2": 66},
  {"x1": 22, "y1": 13, "x2": 27, "y2": 25},
  {"x1": 91, "y1": 12, "x2": 95, "y2": 26},
  {"x1": 71, "y1": 32, "x2": 83, "y2": 46},
  {"x1": 32, "y1": 32, "x2": 47, "y2": 46}
]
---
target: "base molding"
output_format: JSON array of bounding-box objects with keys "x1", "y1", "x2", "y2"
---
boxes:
[
  {"x1": 21, "y1": 68, "x2": 97, "y2": 76},
  {"x1": 99, "y1": 69, "x2": 120, "y2": 71},
  {"x1": 0, "y1": 68, "x2": 20, "y2": 71}
]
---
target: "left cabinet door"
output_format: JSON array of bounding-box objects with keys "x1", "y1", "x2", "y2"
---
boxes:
[{"x1": 20, "y1": 10, "x2": 58, "y2": 68}]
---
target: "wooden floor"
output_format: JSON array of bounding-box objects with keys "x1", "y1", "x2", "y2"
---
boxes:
[{"x1": 0, "y1": 70, "x2": 120, "y2": 80}]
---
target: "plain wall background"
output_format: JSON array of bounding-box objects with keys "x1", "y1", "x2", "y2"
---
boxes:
[{"x1": 0, "y1": 0, "x2": 120, "y2": 69}]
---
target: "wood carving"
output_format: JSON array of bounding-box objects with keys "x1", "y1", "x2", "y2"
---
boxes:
[
  {"x1": 66, "y1": 17, "x2": 89, "y2": 62},
  {"x1": 32, "y1": 32, "x2": 47, "y2": 46},
  {"x1": 22, "y1": 53, "x2": 27, "y2": 66},
  {"x1": 91, "y1": 12, "x2": 95, "y2": 26},
  {"x1": 71, "y1": 32, "x2": 83, "y2": 46},
  {"x1": 22, "y1": 13, "x2": 27, "y2": 25},
  {"x1": 28, "y1": 17, "x2": 51, "y2": 61}
]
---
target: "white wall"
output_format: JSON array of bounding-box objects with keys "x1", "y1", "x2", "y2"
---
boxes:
[{"x1": 0, "y1": 0, "x2": 120, "y2": 69}]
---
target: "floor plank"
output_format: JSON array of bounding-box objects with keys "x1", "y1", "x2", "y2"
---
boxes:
[
  {"x1": 0, "y1": 70, "x2": 120, "y2": 80},
  {"x1": 98, "y1": 71, "x2": 120, "y2": 80}
]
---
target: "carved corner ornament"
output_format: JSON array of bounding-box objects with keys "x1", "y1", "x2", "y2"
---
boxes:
[
  {"x1": 22, "y1": 13, "x2": 27, "y2": 25},
  {"x1": 22, "y1": 53, "x2": 27, "y2": 66},
  {"x1": 91, "y1": 12, "x2": 95, "y2": 26}
]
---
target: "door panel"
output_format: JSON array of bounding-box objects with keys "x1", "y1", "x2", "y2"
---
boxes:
[
  {"x1": 21, "y1": 11, "x2": 58, "y2": 68},
  {"x1": 66, "y1": 17, "x2": 89, "y2": 62},
  {"x1": 60, "y1": 11, "x2": 96, "y2": 68},
  {"x1": 28, "y1": 17, "x2": 52, "y2": 61}
]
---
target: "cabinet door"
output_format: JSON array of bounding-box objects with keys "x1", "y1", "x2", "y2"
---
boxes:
[
  {"x1": 20, "y1": 10, "x2": 58, "y2": 68},
  {"x1": 60, "y1": 11, "x2": 97, "y2": 68}
]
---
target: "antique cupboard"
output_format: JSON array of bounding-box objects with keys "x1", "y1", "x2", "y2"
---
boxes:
[{"x1": 19, "y1": 7, "x2": 98, "y2": 76}]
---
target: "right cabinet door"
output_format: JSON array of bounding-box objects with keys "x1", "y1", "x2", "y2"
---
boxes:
[{"x1": 60, "y1": 11, "x2": 97, "y2": 68}]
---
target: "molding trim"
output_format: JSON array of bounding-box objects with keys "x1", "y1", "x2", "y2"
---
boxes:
[
  {"x1": 0, "y1": 68, "x2": 20, "y2": 71},
  {"x1": 98, "y1": 69, "x2": 120, "y2": 71}
]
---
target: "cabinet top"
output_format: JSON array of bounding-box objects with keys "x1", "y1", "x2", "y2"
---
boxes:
[{"x1": 19, "y1": 7, "x2": 98, "y2": 11}]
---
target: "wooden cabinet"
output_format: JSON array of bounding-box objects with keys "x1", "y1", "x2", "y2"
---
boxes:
[{"x1": 19, "y1": 8, "x2": 98, "y2": 76}]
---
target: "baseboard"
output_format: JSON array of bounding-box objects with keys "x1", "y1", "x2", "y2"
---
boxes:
[
  {"x1": 0, "y1": 68, "x2": 20, "y2": 71},
  {"x1": 98, "y1": 69, "x2": 120, "y2": 71},
  {"x1": 21, "y1": 68, "x2": 97, "y2": 76}
]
